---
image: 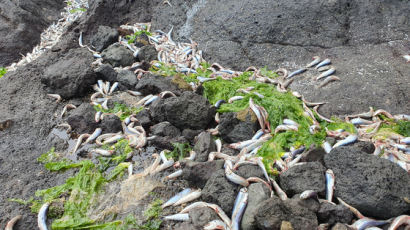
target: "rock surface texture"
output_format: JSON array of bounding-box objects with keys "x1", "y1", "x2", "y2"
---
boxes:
[{"x1": 152, "y1": 0, "x2": 410, "y2": 117}]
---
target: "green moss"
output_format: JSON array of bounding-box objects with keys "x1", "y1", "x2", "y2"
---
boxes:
[
  {"x1": 69, "y1": 8, "x2": 86, "y2": 13},
  {"x1": 149, "y1": 61, "x2": 177, "y2": 77},
  {"x1": 0, "y1": 67, "x2": 6, "y2": 78},
  {"x1": 38, "y1": 148, "x2": 83, "y2": 171},
  {"x1": 126, "y1": 29, "x2": 152, "y2": 44},
  {"x1": 106, "y1": 162, "x2": 130, "y2": 181},
  {"x1": 94, "y1": 103, "x2": 143, "y2": 121},
  {"x1": 165, "y1": 142, "x2": 191, "y2": 161},
  {"x1": 380, "y1": 120, "x2": 410, "y2": 137}
]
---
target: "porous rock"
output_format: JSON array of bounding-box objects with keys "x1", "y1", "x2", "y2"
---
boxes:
[
  {"x1": 150, "y1": 91, "x2": 215, "y2": 130},
  {"x1": 190, "y1": 207, "x2": 219, "y2": 229},
  {"x1": 182, "y1": 160, "x2": 225, "y2": 188},
  {"x1": 116, "y1": 69, "x2": 138, "y2": 90},
  {"x1": 317, "y1": 202, "x2": 354, "y2": 226},
  {"x1": 324, "y1": 146, "x2": 410, "y2": 219},
  {"x1": 90, "y1": 25, "x2": 119, "y2": 52},
  {"x1": 279, "y1": 162, "x2": 326, "y2": 197},
  {"x1": 218, "y1": 112, "x2": 258, "y2": 143},
  {"x1": 236, "y1": 164, "x2": 265, "y2": 180},
  {"x1": 137, "y1": 45, "x2": 158, "y2": 62},
  {"x1": 255, "y1": 197, "x2": 318, "y2": 230},
  {"x1": 202, "y1": 169, "x2": 240, "y2": 215},
  {"x1": 41, "y1": 48, "x2": 96, "y2": 99},
  {"x1": 99, "y1": 114, "x2": 122, "y2": 133},
  {"x1": 94, "y1": 64, "x2": 118, "y2": 82},
  {"x1": 150, "y1": 121, "x2": 181, "y2": 137},
  {"x1": 193, "y1": 132, "x2": 216, "y2": 162},
  {"x1": 241, "y1": 183, "x2": 271, "y2": 230},
  {"x1": 67, "y1": 103, "x2": 98, "y2": 134},
  {"x1": 101, "y1": 42, "x2": 134, "y2": 67},
  {"x1": 135, "y1": 73, "x2": 180, "y2": 95}
]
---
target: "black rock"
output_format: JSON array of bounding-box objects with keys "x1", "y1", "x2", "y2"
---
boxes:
[
  {"x1": 101, "y1": 42, "x2": 134, "y2": 67},
  {"x1": 317, "y1": 202, "x2": 354, "y2": 226},
  {"x1": 190, "y1": 207, "x2": 219, "y2": 229},
  {"x1": 182, "y1": 129, "x2": 203, "y2": 144},
  {"x1": 352, "y1": 141, "x2": 375, "y2": 154},
  {"x1": 41, "y1": 48, "x2": 96, "y2": 99},
  {"x1": 66, "y1": 103, "x2": 98, "y2": 134},
  {"x1": 94, "y1": 64, "x2": 118, "y2": 82},
  {"x1": 150, "y1": 121, "x2": 181, "y2": 137},
  {"x1": 255, "y1": 197, "x2": 318, "y2": 230},
  {"x1": 134, "y1": 109, "x2": 152, "y2": 129},
  {"x1": 137, "y1": 45, "x2": 158, "y2": 62},
  {"x1": 182, "y1": 160, "x2": 225, "y2": 188},
  {"x1": 193, "y1": 132, "x2": 216, "y2": 162},
  {"x1": 279, "y1": 162, "x2": 326, "y2": 197},
  {"x1": 202, "y1": 169, "x2": 240, "y2": 215},
  {"x1": 300, "y1": 146, "x2": 326, "y2": 165},
  {"x1": 324, "y1": 146, "x2": 410, "y2": 219},
  {"x1": 99, "y1": 115, "x2": 122, "y2": 133},
  {"x1": 90, "y1": 26, "x2": 119, "y2": 52},
  {"x1": 150, "y1": 91, "x2": 215, "y2": 130},
  {"x1": 116, "y1": 69, "x2": 138, "y2": 90},
  {"x1": 147, "y1": 136, "x2": 187, "y2": 150},
  {"x1": 236, "y1": 164, "x2": 265, "y2": 180},
  {"x1": 0, "y1": 0, "x2": 64, "y2": 66},
  {"x1": 291, "y1": 195, "x2": 320, "y2": 213},
  {"x1": 241, "y1": 183, "x2": 271, "y2": 230},
  {"x1": 135, "y1": 73, "x2": 180, "y2": 95},
  {"x1": 218, "y1": 112, "x2": 258, "y2": 143}
]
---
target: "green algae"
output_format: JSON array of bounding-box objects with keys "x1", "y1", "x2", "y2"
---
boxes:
[
  {"x1": 94, "y1": 103, "x2": 143, "y2": 121},
  {"x1": 0, "y1": 67, "x2": 6, "y2": 78},
  {"x1": 165, "y1": 142, "x2": 191, "y2": 161},
  {"x1": 38, "y1": 148, "x2": 83, "y2": 171}
]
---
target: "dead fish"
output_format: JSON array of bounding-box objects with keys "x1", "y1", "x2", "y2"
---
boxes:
[
  {"x1": 5, "y1": 215, "x2": 22, "y2": 230},
  {"x1": 315, "y1": 58, "x2": 331, "y2": 69},
  {"x1": 318, "y1": 75, "x2": 340, "y2": 88},
  {"x1": 173, "y1": 189, "x2": 202, "y2": 206},
  {"x1": 163, "y1": 213, "x2": 190, "y2": 221},
  {"x1": 47, "y1": 94, "x2": 62, "y2": 103},
  {"x1": 38, "y1": 202, "x2": 50, "y2": 230},
  {"x1": 325, "y1": 169, "x2": 335, "y2": 202},
  {"x1": 287, "y1": 68, "x2": 307, "y2": 79},
  {"x1": 333, "y1": 135, "x2": 357, "y2": 148},
  {"x1": 316, "y1": 68, "x2": 335, "y2": 81},
  {"x1": 228, "y1": 96, "x2": 244, "y2": 103},
  {"x1": 306, "y1": 56, "x2": 321, "y2": 68}
]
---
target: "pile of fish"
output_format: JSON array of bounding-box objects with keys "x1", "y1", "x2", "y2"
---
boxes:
[{"x1": 4, "y1": 20, "x2": 409, "y2": 230}]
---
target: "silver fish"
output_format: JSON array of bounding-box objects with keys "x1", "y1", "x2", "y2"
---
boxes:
[
  {"x1": 318, "y1": 75, "x2": 340, "y2": 88},
  {"x1": 38, "y1": 202, "x2": 50, "y2": 230},
  {"x1": 232, "y1": 189, "x2": 248, "y2": 230},
  {"x1": 287, "y1": 68, "x2": 307, "y2": 79},
  {"x1": 162, "y1": 188, "x2": 192, "y2": 208},
  {"x1": 316, "y1": 68, "x2": 336, "y2": 81},
  {"x1": 349, "y1": 218, "x2": 390, "y2": 230},
  {"x1": 5, "y1": 215, "x2": 22, "y2": 230},
  {"x1": 350, "y1": 117, "x2": 373, "y2": 126},
  {"x1": 325, "y1": 169, "x2": 335, "y2": 202},
  {"x1": 215, "y1": 99, "x2": 226, "y2": 108},
  {"x1": 144, "y1": 95, "x2": 159, "y2": 106},
  {"x1": 300, "y1": 190, "x2": 318, "y2": 200},
  {"x1": 204, "y1": 220, "x2": 228, "y2": 230},
  {"x1": 333, "y1": 135, "x2": 357, "y2": 148},
  {"x1": 173, "y1": 189, "x2": 202, "y2": 206},
  {"x1": 165, "y1": 169, "x2": 183, "y2": 180},
  {"x1": 228, "y1": 96, "x2": 244, "y2": 103},
  {"x1": 271, "y1": 179, "x2": 288, "y2": 200},
  {"x1": 306, "y1": 56, "x2": 321, "y2": 68},
  {"x1": 163, "y1": 213, "x2": 189, "y2": 221},
  {"x1": 315, "y1": 58, "x2": 331, "y2": 69},
  {"x1": 84, "y1": 128, "x2": 102, "y2": 144},
  {"x1": 322, "y1": 141, "x2": 332, "y2": 153},
  {"x1": 388, "y1": 215, "x2": 410, "y2": 230}
]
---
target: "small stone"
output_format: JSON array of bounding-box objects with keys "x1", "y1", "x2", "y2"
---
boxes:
[
  {"x1": 90, "y1": 26, "x2": 119, "y2": 52},
  {"x1": 101, "y1": 43, "x2": 135, "y2": 67}
]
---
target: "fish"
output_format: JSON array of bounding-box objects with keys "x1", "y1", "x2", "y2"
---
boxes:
[
  {"x1": 403, "y1": 55, "x2": 410, "y2": 62},
  {"x1": 5, "y1": 215, "x2": 22, "y2": 230},
  {"x1": 317, "y1": 65, "x2": 333, "y2": 72},
  {"x1": 400, "y1": 137, "x2": 410, "y2": 145},
  {"x1": 162, "y1": 188, "x2": 192, "y2": 208},
  {"x1": 163, "y1": 213, "x2": 190, "y2": 221},
  {"x1": 325, "y1": 169, "x2": 335, "y2": 202},
  {"x1": 252, "y1": 129, "x2": 265, "y2": 140},
  {"x1": 151, "y1": 159, "x2": 174, "y2": 174},
  {"x1": 127, "y1": 90, "x2": 143, "y2": 96},
  {"x1": 165, "y1": 169, "x2": 183, "y2": 180},
  {"x1": 47, "y1": 94, "x2": 62, "y2": 103},
  {"x1": 315, "y1": 58, "x2": 331, "y2": 69},
  {"x1": 333, "y1": 135, "x2": 358, "y2": 148},
  {"x1": 108, "y1": 82, "x2": 118, "y2": 95},
  {"x1": 318, "y1": 76, "x2": 340, "y2": 88},
  {"x1": 173, "y1": 189, "x2": 202, "y2": 206},
  {"x1": 228, "y1": 96, "x2": 244, "y2": 103},
  {"x1": 84, "y1": 128, "x2": 102, "y2": 144},
  {"x1": 316, "y1": 68, "x2": 336, "y2": 81},
  {"x1": 206, "y1": 203, "x2": 232, "y2": 227},
  {"x1": 204, "y1": 220, "x2": 228, "y2": 230},
  {"x1": 283, "y1": 119, "x2": 299, "y2": 127},
  {"x1": 215, "y1": 99, "x2": 226, "y2": 108},
  {"x1": 179, "y1": 201, "x2": 209, "y2": 213},
  {"x1": 274, "y1": 124, "x2": 298, "y2": 133},
  {"x1": 144, "y1": 95, "x2": 159, "y2": 106},
  {"x1": 232, "y1": 189, "x2": 248, "y2": 230},
  {"x1": 60, "y1": 104, "x2": 77, "y2": 118},
  {"x1": 225, "y1": 167, "x2": 249, "y2": 187},
  {"x1": 349, "y1": 218, "x2": 390, "y2": 230},
  {"x1": 72, "y1": 133, "x2": 90, "y2": 154},
  {"x1": 306, "y1": 56, "x2": 321, "y2": 68},
  {"x1": 300, "y1": 190, "x2": 318, "y2": 200},
  {"x1": 337, "y1": 197, "x2": 365, "y2": 219},
  {"x1": 287, "y1": 68, "x2": 307, "y2": 79},
  {"x1": 322, "y1": 141, "x2": 332, "y2": 153},
  {"x1": 271, "y1": 179, "x2": 288, "y2": 200},
  {"x1": 38, "y1": 202, "x2": 50, "y2": 230},
  {"x1": 92, "y1": 149, "x2": 114, "y2": 156},
  {"x1": 387, "y1": 215, "x2": 410, "y2": 230},
  {"x1": 232, "y1": 188, "x2": 247, "y2": 217},
  {"x1": 197, "y1": 76, "x2": 216, "y2": 82},
  {"x1": 350, "y1": 117, "x2": 373, "y2": 126}
]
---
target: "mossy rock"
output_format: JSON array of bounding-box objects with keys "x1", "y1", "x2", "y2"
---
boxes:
[
  {"x1": 236, "y1": 107, "x2": 258, "y2": 123},
  {"x1": 172, "y1": 74, "x2": 192, "y2": 91}
]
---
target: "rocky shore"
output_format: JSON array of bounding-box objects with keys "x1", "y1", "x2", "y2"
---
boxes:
[{"x1": 0, "y1": 0, "x2": 409, "y2": 229}]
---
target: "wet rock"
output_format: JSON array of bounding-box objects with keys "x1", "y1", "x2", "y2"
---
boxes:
[
  {"x1": 90, "y1": 25, "x2": 119, "y2": 52},
  {"x1": 202, "y1": 169, "x2": 240, "y2": 214},
  {"x1": 190, "y1": 207, "x2": 219, "y2": 228},
  {"x1": 317, "y1": 202, "x2": 354, "y2": 226},
  {"x1": 67, "y1": 103, "x2": 98, "y2": 134},
  {"x1": 255, "y1": 197, "x2": 318, "y2": 230},
  {"x1": 236, "y1": 164, "x2": 265, "y2": 180},
  {"x1": 41, "y1": 48, "x2": 96, "y2": 99},
  {"x1": 150, "y1": 91, "x2": 215, "y2": 130},
  {"x1": 241, "y1": 183, "x2": 271, "y2": 230},
  {"x1": 352, "y1": 141, "x2": 375, "y2": 154},
  {"x1": 219, "y1": 112, "x2": 258, "y2": 143},
  {"x1": 300, "y1": 146, "x2": 326, "y2": 165},
  {"x1": 99, "y1": 114, "x2": 122, "y2": 133},
  {"x1": 279, "y1": 162, "x2": 326, "y2": 197},
  {"x1": 182, "y1": 160, "x2": 225, "y2": 188},
  {"x1": 182, "y1": 128, "x2": 202, "y2": 144},
  {"x1": 0, "y1": 0, "x2": 64, "y2": 66},
  {"x1": 117, "y1": 69, "x2": 138, "y2": 90},
  {"x1": 94, "y1": 64, "x2": 118, "y2": 82},
  {"x1": 193, "y1": 132, "x2": 216, "y2": 162},
  {"x1": 101, "y1": 43, "x2": 134, "y2": 67},
  {"x1": 134, "y1": 109, "x2": 152, "y2": 129},
  {"x1": 135, "y1": 73, "x2": 180, "y2": 95},
  {"x1": 137, "y1": 45, "x2": 158, "y2": 62},
  {"x1": 150, "y1": 121, "x2": 181, "y2": 137},
  {"x1": 324, "y1": 146, "x2": 410, "y2": 219},
  {"x1": 291, "y1": 196, "x2": 320, "y2": 213},
  {"x1": 148, "y1": 136, "x2": 187, "y2": 150}
]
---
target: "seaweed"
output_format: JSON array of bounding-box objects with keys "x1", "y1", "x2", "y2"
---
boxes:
[
  {"x1": 94, "y1": 103, "x2": 143, "y2": 121},
  {"x1": 165, "y1": 142, "x2": 191, "y2": 161},
  {"x1": 0, "y1": 67, "x2": 6, "y2": 78}
]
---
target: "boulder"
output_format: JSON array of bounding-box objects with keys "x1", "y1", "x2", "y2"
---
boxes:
[
  {"x1": 41, "y1": 48, "x2": 96, "y2": 99},
  {"x1": 147, "y1": 136, "x2": 188, "y2": 150},
  {"x1": 67, "y1": 103, "x2": 98, "y2": 134},
  {"x1": 317, "y1": 202, "x2": 354, "y2": 226},
  {"x1": 182, "y1": 128, "x2": 202, "y2": 144},
  {"x1": 190, "y1": 207, "x2": 219, "y2": 229},
  {"x1": 236, "y1": 164, "x2": 265, "y2": 180},
  {"x1": 182, "y1": 160, "x2": 225, "y2": 188},
  {"x1": 202, "y1": 169, "x2": 240, "y2": 215},
  {"x1": 255, "y1": 197, "x2": 318, "y2": 230},
  {"x1": 324, "y1": 146, "x2": 410, "y2": 219},
  {"x1": 116, "y1": 69, "x2": 138, "y2": 90},
  {"x1": 94, "y1": 64, "x2": 118, "y2": 82},
  {"x1": 150, "y1": 91, "x2": 215, "y2": 130},
  {"x1": 241, "y1": 183, "x2": 271, "y2": 230},
  {"x1": 279, "y1": 162, "x2": 326, "y2": 197},
  {"x1": 135, "y1": 73, "x2": 180, "y2": 95},
  {"x1": 218, "y1": 112, "x2": 258, "y2": 143},
  {"x1": 352, "y1": 141, "x2": 375, "y2": 154},
  {"x1": 150, "y1": 121, "x2": 181, "y2": 137},
  {"x1": 101, "y1": 42, "x2": 134, "y2": 67},
  {"x1": 99, "y1": 114, "x2": 122, "y2": 133},
  {"x1": 300, "y1": 146, "x2": 326, "y2": 165},
  {"x1": 193, "y1": 132, "x2": 216, "y2": 162},
  {"x1": 134, "y1": 109, "x2": 152, "y2": 129},
  {"x1": 90, "y1": 25, "x2": 119, "y2": 52},
  {"x1": 137, "y1": 45, "x2": 158, "y2": 62}
]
